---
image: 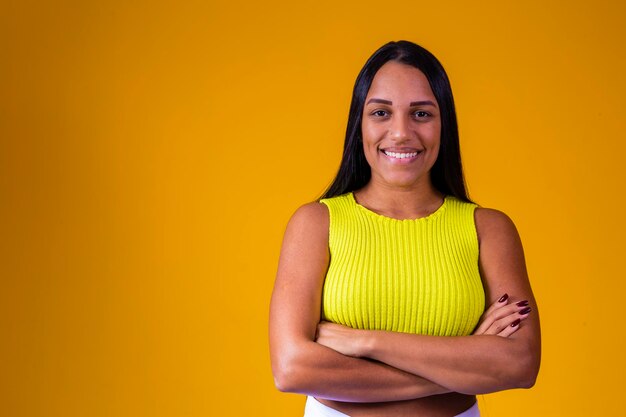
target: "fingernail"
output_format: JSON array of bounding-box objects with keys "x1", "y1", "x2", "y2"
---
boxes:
[
  {"x1": 511, "y1": 318, "x2": 521, "y2": 327},
  {"x1": 516, "y1": 300, "x2": 529, "y2": 307},
  {"x1": 519, "y1": 307, "x2": 532, "y2": 315},
  {"x1": 498, "y1": 294, "x2": 509, "y2": 303}
]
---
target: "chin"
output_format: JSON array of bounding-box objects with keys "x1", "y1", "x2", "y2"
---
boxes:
[{"x1": 380, "y1": 175, "x2": 424, "y2": 189}]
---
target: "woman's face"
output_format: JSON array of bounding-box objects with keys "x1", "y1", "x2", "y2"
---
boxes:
[{"x1": 361, "y1": 61, "x2": 441, "y2": 190}]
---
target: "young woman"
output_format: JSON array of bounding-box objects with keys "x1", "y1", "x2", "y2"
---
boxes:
[{"x1": 269, "y1": 40, "x2": 540, "y2": 417}]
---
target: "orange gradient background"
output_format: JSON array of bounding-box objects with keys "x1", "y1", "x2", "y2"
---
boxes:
[{"x1": 1, "y1": 1, "x2": 625, "y2": 416}]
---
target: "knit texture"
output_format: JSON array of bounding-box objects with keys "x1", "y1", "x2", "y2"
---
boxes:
[{"x1": 319, "y1": 192, "x2": 484, "y2": 336}]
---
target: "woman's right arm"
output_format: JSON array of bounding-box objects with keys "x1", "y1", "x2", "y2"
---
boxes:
[{"x1": 269, "y1": 202, "x2": 449, "y2": 402}]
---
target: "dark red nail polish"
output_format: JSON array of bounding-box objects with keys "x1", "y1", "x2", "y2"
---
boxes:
[
  {"x1": 516, "y1": 300, "x2": 529, "y2": 307},
  {"x1": 511, "y1": 319, "x2": 521, "y2": 327},
  {"x1": 519, "y1": 307, "x2": 532, "y2": 315},
  {"x1": 498, "y1": 294, "x2": 509, "y2": 303}
]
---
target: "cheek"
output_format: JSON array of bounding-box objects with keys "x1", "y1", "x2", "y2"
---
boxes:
[
  {"x1": 430, "y1": 137, "x2": 442, "y2": 165},
  {"x1": 361, "y1": 141, "x2": 377, "y2": 168},
  {"x1": 426, "y1": 125, "x2": 441, "y2": 150},
  {"x1": 360, "y1": 126, "x2": 380, "y2": 152},
  {"x1": 360, "y1": 138, "x2": 381, "y2": 172}
]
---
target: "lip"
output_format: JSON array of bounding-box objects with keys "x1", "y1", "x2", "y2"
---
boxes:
[
  {"x1": 380, "y1": 147, "x2": 422, "y2": 152},
  {"x1": 379, "y1": 148, "x2": 423, "y2": 163}
]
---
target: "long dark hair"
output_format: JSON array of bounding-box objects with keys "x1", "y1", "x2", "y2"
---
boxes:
[{"x1": 321, "y1": 40, "x2": 472, "y2": 203}]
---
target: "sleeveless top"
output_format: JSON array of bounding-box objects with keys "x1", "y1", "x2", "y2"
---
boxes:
[{"x1": 319, "y1": 192, "x2": 485, "y2": 336}]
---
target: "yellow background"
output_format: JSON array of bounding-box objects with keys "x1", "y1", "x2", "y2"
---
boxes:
[{"x1": 2, "y1": 0, "x2": 625, "y2": 415}]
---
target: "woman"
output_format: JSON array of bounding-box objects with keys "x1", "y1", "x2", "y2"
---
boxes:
[{"x1": 269, "y1": 40, "x2": 540, "y2": 417}]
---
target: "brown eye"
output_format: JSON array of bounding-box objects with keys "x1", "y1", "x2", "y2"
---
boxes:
[
  {"x1": 372, "y1": 110, "x2": 388, "y2": 117},
  {"x1": 414, "y1": 111, "x2": 429, "y2": 118}
]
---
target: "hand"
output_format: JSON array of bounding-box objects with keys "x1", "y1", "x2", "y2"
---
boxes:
[
  {"x1": 473, "y1": 294, "x2": 532, "y2": 337},
  {"x1": 315, "y1": 321, "x2": 365, "y2": 357}
]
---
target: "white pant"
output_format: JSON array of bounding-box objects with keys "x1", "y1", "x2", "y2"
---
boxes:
[{"x1": 304, "y1": 396, "x2": 480, "y2": 417}]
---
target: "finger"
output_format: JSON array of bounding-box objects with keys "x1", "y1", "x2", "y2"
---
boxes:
[
  {"x1": 498, "y1": 318, "x2": 522, "y2": 337},
  {"x1": 315, "y1": 321, "x2": 335, "y2": 338},
  {"x1": 483, "y1": 293, "x2": 510, "y2": 317},
  {"x1": 474, "y1": 297, "x2": 532, "y2": 335},
  {"x1": 487, "y1": 307, "x2": 532, "y2": 336},
  {"x1": 497, "y1": 306, "x2": 532, "y2": 337},
  {"x1": 478, "y1": 295, "x2": 521, "y2": 328},
  {"x1": 476, "y1": 300, "x2": 528, "y2": 333},
  {"x1": 474, "y1": 294, "x2": 510, "y2": 334},
  {"x1": 491, "y1": 301, "x2": 531, "y2": 321}
]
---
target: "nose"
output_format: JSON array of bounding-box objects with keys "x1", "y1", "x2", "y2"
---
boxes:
[{"x1": 389, "y1": 114, "x2": 412, "y2": 142}]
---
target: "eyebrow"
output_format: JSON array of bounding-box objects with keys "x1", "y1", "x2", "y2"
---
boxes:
[
  {"x1": 366, "y1": 98, "x2": 437, "y2": 107},
  {"x1": 366, "y1": 98, "x2": 392, "y2": 105},
  {"x1": 410, "y1": 100, "x2": 436, "y2": 107}
]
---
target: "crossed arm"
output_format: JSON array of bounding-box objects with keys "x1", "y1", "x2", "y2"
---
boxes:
[
  {"x1": 269, "y1": 202, "x2": 446, "y2": 402},
  {"x1": 269, "y1": 202, "x2": 541, "y2": 401}
]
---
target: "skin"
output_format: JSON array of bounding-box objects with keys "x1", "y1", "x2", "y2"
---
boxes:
[
  {"x1": 269, "y1": 61, "x2": 541, "y2": 416},
  {"x1": 357, "y1": 60, "x2": 443, "y2": 212}
]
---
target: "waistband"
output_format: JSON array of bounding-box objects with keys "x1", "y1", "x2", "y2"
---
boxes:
[{"x1": 304, "y1": 397, "x2": 480, "y2": 417}]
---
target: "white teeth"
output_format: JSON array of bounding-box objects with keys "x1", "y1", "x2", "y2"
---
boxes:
[{"x1": 383, "y1": 150, "x2": 419, "y2": 159}]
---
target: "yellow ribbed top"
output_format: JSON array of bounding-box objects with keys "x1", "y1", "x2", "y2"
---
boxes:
[{"x1": 319, "y1": 192, "x2": 485, "y2": 336}]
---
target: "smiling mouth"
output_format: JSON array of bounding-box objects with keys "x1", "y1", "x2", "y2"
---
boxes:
[{"x1": 381, "y1": 149, "x2": 421, "y2": 159}]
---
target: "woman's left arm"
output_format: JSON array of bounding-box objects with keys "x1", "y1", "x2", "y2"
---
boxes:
[{"x1": 316, "y1": 208, "x2": 541, "y2": 395}]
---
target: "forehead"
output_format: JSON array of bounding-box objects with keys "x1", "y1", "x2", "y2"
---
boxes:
[{"x1": 366, "y1": 61, "x2": 435, "y2": 101}]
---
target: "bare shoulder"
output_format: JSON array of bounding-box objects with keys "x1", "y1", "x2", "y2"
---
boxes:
[
  {"x1": 289, "y1": 201, "x2": 329, "y2": 225},
  {"x1": 271, "y1": 202, "x2": 331, "y2": 348},
  {"x1": 474, "y1": 207, "x2": 516, "y2": 231},
  {"x1": 474, "y1": 207, "x2": 520, "y2": 246},
  {"x1": 280, "y1": 201, "x2": 330, "y2": 258},
  {"x1": 286, "y1": 201, "x2": 329, "y2": 238},
  {"x1": 474, "y1": 207, "x2": 528, "y2": 301}
]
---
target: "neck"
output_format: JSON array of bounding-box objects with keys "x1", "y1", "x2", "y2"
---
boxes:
[{"x1": 355, "y1": 179, "x2": 444, "y2": 220}]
